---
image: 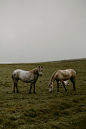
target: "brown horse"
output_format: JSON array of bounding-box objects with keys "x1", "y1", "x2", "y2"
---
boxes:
[
  {"x1": 12, "y1": 66, "x2": 43, "y2": 93},
  {"x1": 49, "y1": 69, "x2": 76, "y2": 92}
]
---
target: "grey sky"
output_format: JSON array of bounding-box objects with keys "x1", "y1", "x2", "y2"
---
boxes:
[{"x1": 0, "y1": 0, "x2": 86, "y2": 63}]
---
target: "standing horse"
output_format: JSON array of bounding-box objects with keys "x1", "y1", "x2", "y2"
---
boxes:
[
  {"x1": 49, "y1": 69, "x2": 76, "y2": 92},
  {"x1": 12, "y1": 66, "x2": 43, "y2": 93}
]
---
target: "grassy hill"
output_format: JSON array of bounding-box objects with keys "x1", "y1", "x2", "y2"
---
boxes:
[{"x1": 0, "y1": 59, "x2": 86, "y2": 129}]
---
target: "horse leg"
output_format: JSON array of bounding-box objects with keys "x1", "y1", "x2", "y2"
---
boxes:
[
  {"x1": 29, "y1": 83, "x2": 32, "y2": 94},
  {"x1": 12, "y1": 81, "x2": 15, "y2": 93},
  {"x1": 13, "y1": 82, "x2": 15, "y2": 93},
  {"x1": 12, "y1": 76, "x2": 15, "y2": 93},
  {"x1": 56, "y1": 80, "x2": 59, "y2": 92},
  {"x1": 61, "y1": 81, "x2": 67, "y2": 91},
  {"x1": 14, "y1": 82, "x2": 19, "y2": 93},
  {"x1": 33, "y1": 83, "x2": 36, "y2": 94},
  {"x1": 73, "y1": 81, "x2": 75, "y2": 91},
  {"x1": 70, "y1": 77, "x2": 76, "y2": 91}
]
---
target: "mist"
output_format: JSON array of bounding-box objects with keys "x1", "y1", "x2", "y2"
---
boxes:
[{"x1": 0, "y1": 0, "x2": 86, "y2": 63}]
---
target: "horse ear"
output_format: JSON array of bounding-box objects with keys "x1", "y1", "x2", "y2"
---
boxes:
[{"x1": 38, "y1": 66, "x2": 43, "y2": 68}]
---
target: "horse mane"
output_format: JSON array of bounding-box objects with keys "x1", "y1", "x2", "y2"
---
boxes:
[
  {"x1": 50, "y1": 70, "x2": 57, "y2": 82},
  {"x1": 30, "y1": 68, "x2": 38, "y2": 75}
]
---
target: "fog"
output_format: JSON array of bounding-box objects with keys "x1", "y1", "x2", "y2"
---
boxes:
[{"x1": 0, "y1": 0, "x2": 86, "y2": 63}]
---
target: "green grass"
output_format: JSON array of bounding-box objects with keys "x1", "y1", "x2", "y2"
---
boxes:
[{"x1": 0, "y1": 59, "x2": 86, "y2": 128}]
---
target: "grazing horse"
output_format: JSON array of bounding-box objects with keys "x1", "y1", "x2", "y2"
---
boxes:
[
  {"x1": 12, "y1": 66, "x2": 43, "y2": 93},
  {"x1": 49, "y1": 69, "x2": 76, "y2": 93},
  {"x1": 59, "y1": 80, "x2": 70, "y2": 86}
]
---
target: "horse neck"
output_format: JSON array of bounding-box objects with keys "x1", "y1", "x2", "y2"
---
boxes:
[
  {"x1": 51, "y1": 71, "x2": 57, "y2": 83},
  {"x1": 51, "y1": 76, "x2": 55, "y2": 83},
  {"x1": 30, "y1": 68, "x2": 39, "y2": 75}
]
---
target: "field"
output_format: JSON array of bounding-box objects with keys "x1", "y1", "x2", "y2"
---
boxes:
[{"x1": 0, "y1": 59, "x2": 86, "y2": 129}]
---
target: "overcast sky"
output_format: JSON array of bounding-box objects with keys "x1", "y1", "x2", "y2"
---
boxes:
[{"x1": 0, "y1": 0, "x2": 86, "y2": 63}]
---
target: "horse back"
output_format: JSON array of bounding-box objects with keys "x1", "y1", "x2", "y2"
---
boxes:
[
  {"x1": 12, "y1": 69, "x2": 38, "y2": 83},
  {"x1": 56, "y1": 69, "x2": 76, "y2": 80}
]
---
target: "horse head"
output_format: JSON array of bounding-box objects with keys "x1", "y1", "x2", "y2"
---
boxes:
[
  {"x1": 38, "y1": 66, "x2": 43, "y2": 76},
  {"x1": 49, "y1": 82, "x2": 53, "y2": 93}
]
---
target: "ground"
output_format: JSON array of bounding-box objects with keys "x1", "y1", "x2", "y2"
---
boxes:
[{"x1": 0, "y1": 59, "x2": 86, "y2": 129}]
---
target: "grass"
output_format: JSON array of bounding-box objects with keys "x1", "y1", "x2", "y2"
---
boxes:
[{"x1": 0, "y1": 59, "x2": 86, "y2": 128}]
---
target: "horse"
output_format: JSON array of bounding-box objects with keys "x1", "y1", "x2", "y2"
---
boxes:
[
  {"x1": 59, "y1": 80, "x2": 70, "y2": 86},
  {"x1": 49, "y1": 69, "x2": 76, "y2": 93},
  {"x1": 12, "y1": 66, "x2": 43, "y2": 94}
]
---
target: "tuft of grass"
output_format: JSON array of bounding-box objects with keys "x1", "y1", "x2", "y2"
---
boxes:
[
  {"x1": 2, "y1": 120, "x2": 18, "y2": 129},
  {"x1": 0, "y1": 118, "x2": 3, "y2": 124},
  {"x1": 59, "y1": 102, "x2": 71, "y2": 110},
  {"x1": 72, "y1": 98, "x2": 79, "y2": 103},
  {"x1": 61, "y1": 110, "x2": 70, "y2": 115},
  {"x1": 9, "y1": 116, "x2": 18, "y2": 121},
  {"x1": 69, "y1": 116, "x2": 86, "y2": 129},
  {"x1": 53, "y1": 109, "x2": 61, "y2": 118}
]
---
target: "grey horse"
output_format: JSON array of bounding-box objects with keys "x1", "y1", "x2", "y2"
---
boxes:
[{"x1": 12, "y1": 66, "x2": 43, "y2": 93}]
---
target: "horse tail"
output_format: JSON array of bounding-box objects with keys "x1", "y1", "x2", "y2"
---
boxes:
[{"x1": 12, "y1": 74, "x2": 15, "y2": 92}]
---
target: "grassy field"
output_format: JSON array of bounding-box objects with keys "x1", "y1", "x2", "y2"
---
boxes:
[{"x1": 0, "y1": 59, "x2": 86, "y2": 129}]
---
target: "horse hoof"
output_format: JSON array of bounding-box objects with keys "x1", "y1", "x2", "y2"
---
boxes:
[{"x1": 65, "y1": 89, "x2": 67, "y2": 92}]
